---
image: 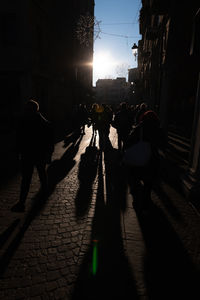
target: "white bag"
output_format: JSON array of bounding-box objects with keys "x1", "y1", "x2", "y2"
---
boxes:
[{"x1": 123, "y1": 127, "x2": 152, "y2": 167}]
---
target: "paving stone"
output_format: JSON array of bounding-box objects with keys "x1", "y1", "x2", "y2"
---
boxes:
[
  {"x1": 30, "y1": 296, "x2": 41, "y2": 300},
  {"x1": 30, "y1": 284, "x2": 45, "y2": 297},
  {"x1": 54, "y1": 288, "x2": 68, "y2": 300},
  {"x1": 31, "y1": 274, "x2": 46, "y2": 285},
  {"x1": 47, "y1": 271, "x2": 61, "y2": 282},
  {"x1": 45, "y1": 281, "x2": 58, "y2": 292}
]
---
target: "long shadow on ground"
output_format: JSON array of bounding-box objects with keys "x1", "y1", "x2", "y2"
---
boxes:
[
  {"x1": 0, "y1": 131, "x2": 83, "y2": 276},
  {"x1": 75, "y1": 133, "x2": 99, "y2": 218},
  {"x1": 72, "y1": 145, "x2": 138, "y2": 300},
  {"x1": 0, "y1": 191, "x2": 47, "y2": 276},
  {"x1": 137, "y1": 202, "x2": 200, "y2": 300},
  {"x1": 63, "y1": 129, "x2": 82, "y2": 148},
  {"x1": 47, "y1": 133, "x2": 83, "y2": 195}
]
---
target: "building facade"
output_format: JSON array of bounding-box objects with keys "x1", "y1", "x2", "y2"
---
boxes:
[
  {"x1": 137, "y1": 0, "x2": 200, "y2": 197},
  {"x1": 0, "y1": 0, "x2": 94, "y2": 176}
]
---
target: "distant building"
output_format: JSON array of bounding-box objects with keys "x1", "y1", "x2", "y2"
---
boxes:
[
  {"x1": 128, "y1": 68, "x2": 139, "y2": 83},
  {"x1": 95, "y1": 77, "x2": 130, "y2": 106}
]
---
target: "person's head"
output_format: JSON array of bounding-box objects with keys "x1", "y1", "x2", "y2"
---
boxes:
[
  {"x1": 120, "y1": 102, "x2": 127, "y2": 110},
  {"x1": 96, "y1": 103, "x2": 104, "y2": 112},
  {"x1": 92, "y1": 103, "x2": 98, "y2": 110},
  {"x1": 140, "y1": 102, "x2": 148, "y2": 110},
  {"x1": 141, "y1": 110, "x2": 160, "y2": 126},
  {"x1": 25, "y1": 99, "x2": 39, "y2": 113}
]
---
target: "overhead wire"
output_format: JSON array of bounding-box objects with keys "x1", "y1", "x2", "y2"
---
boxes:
[
  {"x1": 133, "y1": 1, "x2": 142, "y2": 24},
  {"x1": 94, "y1": 8, "x2": 142, "y2": 40},
  {"x1": 100, "y1": 22, "x2": 138, "y2": 25},
  {"x1": 100, "y1": 31, "x2": 140, "y2": 39}
]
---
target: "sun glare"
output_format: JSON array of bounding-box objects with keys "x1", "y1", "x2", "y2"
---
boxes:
[{"x1": 93, "y1": 51, "x2": 117, "y2": 80}]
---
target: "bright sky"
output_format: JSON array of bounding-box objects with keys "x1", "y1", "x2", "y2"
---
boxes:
[{"x1": 93, "y1": 0, "x2": 142, "y2": 86}]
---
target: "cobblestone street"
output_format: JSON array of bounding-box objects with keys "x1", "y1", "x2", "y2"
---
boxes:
[
  {"x1": 0, "y1": 127, "x2": 200, "y2": 300},
  {"x1": 0, "y1": 127, "x2": 100, "y2": 299}
]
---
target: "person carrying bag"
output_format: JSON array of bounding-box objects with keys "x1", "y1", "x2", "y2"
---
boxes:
[
  {"x1": 123, "y1": 110, "x2": 166, "y2": 213},
  {"x1": 123, "y1": 126, "x2": 152, "y2": 167}
]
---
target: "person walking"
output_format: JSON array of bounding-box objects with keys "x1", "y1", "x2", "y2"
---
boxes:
[
  {"x1": 90, "y1": 103, "x2": 98, "y2": 135},
  {"x1": 135, "y1": 102, "x2": 148, "y2": 125},
  {"x1": 123, "y1": 110, "x2": 167, "y2": 213},
  {"x1": 11, "y1": 99, "x2": 54, "y2": 212},
  {"x1": 112, "y1": 102, "x2": 133, "y2": 152},
  {"x1": 95, "y1": 104, "x2": 113, "y2": 150},
  {"x1": 77, "y1": 103, "x2": 89, "y2": 135}
]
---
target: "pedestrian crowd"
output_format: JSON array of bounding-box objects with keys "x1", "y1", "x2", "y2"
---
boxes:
[{"x1": 11, "y1": 99, "x2": 167, "y2": 215}]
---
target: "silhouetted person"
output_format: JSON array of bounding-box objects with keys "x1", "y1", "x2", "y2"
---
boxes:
[
  {"x1": 11, "y1": 100, "x2": 54, "y2": 212},
  {"x1": 135, "y1": 102, "x2": 148, "y2": 125},
  {"x1": 113, "y1": 102, "x2": 133, "y2": 151},
  {"x1": 90, "y1": 103, "x2": 98, "y2": 135},
  {"x1": 95, "y1": 104, "x2": 113, "y2": 150},
  {"x1": 124, "y1": 110, "x2": 167, "y2": 212},
  {"x1": 77, "y1": 103, "x2": 89, "y2": 134}
]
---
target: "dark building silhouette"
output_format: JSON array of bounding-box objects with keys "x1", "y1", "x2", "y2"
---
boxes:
[
  {"x1": 0, "y1": 0, "x2": 94, "y2": 176},
  {"x1": 137, "y1": 0, "x2": 200, "y2": 198}
]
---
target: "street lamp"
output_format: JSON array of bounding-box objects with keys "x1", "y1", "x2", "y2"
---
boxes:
[{"x1": 132, "y1": 43, "x2": 138, "y2": 61}]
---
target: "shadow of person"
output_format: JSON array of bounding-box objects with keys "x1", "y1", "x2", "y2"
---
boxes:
[
  {"x1": 0, "y1": 190, "x2": 48, "y2": 277},
  {"x1": 0, "y1": 219, "x2": 20, "y2": 250},
  {"x1": 152, "y1": 182, "x2": 183, "y2": 220},
  {"x1": 137, "y1": 203, "x2": 200, "y2": 300},
  {"x1": 47, "y1": 134, "x2": 83, "y2": 195},
  {"x1": 103, "y1": 145, "x2": 127, "y2": 211},
  {"x1": 98, "y1": 131, "x2": 113, "y2": 152},
  {"x1": 159, "y1": 154, "x2": 185, "y2": 195},
  {"x1": 63, "y1": 129, "x2": 82, "y2": 148},
  {"x1": 75, "y1": 134, "x2": 99, "y2": 218},
  {"x1": 72, "y1": 146, "x2": 138, "y2": 300}
]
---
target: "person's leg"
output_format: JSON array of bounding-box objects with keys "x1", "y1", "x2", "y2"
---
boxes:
[
  {"x1": 11, "y1": 158, "x2": 34, "y2": 211},
  {"x1": 121, "y1": 133, "x2": 129, "y2": 152},
  {"x1": 142, "y1": 160, "x2": 160, "y2": 210},
  {"x1": 127, "y1": 167, "x2": 143, "y2": 213},
  {"x1": 36, "y1": 161, "x2": 48, "y2": 195},
  {"x1": 118, "y1": 133, "x2": 122, "y2": 151},
  {"x1": 142, "y1": 180, "x2": 152, "y2": 210},
  {"x1": 82, "y1": 124, "x2": 85, "y2": 134},
  {"x1": 19, "y1": 159, "x2": 34, "y2": 205},
  {"x1": 142, "y1": 165, "x2": 155, "y2": 210},
  {"x1": 94, "y1": 124, "x2": 97, "y2": 135},
  {"x1": 98, "y1": 129, "x2": 104, "y2": 150}
]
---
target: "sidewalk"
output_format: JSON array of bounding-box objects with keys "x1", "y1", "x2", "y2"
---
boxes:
[
  {"x1": 122, "y1": 184, "x2": 200, "y2": 300},
  {"x1": 109, "y1": 127, "x2": 200, "y2": 299},
  {"x1": 122, "y1": 170, "x2": 200, "y2": 300}
]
